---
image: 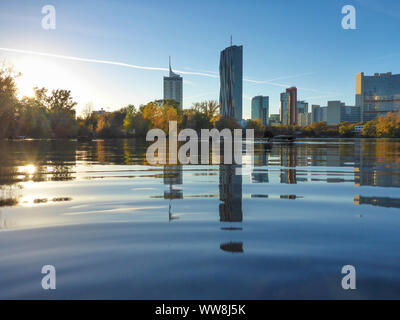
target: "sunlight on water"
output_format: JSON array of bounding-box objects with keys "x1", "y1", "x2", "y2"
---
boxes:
[{"x1": 1, "y1": 138, "x2": 400, "y2": 299}]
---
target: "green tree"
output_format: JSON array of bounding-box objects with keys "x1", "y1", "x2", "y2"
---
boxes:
[
  {"x1": 46, "y1": 89, "x2": 77, "y2": 138},
  {"x1": 339, "y1": 122, "x2": 355, "y2": 137},
  {"x1": 309, "y1": 121, "x2": 328, "y2": 136},
  {"x1": 192, "y1": 100, "x2": 220, "y2": 124},
  {"x1": 215, "y1": 116, "x2": 242, "y2": 131},
  {"x1": 17, "y1": 96, "x2": 51, "y2": 138},
  {"x1": 362, "y1": 121, "x2": 377, "y2": 137},
  {"x1": 247, "y1": 118, "x2": 266, "y2": 137},
  {"x1": 376, "y1": 113, "x2": 397, "y2": 137},
  {"x1": 0, "y1": 63, "x2": 19, "y2": 138}
]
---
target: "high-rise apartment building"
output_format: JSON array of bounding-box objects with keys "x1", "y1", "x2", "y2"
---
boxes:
[
  {"x1": 280, "y1": 87, "x2": 298, "y2": 125},
  {"x1": 297, "y1": 101, "x2": 308, "y2": 114},
  {"x1": 280, "y1": 92, "x2": 290, "y2": 125},
  {"x1": 297, "y1": 101, "x2": 309, "y2": 126},
  {"x1": 219, "y1": 45, "x2": 243, "y2": 121},
  {"x1": 356, "y1": 72, "x2": 400, "y2": 122},
  {"x1": 311, "y1": 105, "x2": 321, "y2": 123},
  {"x1": 163, "y1": 57, "x2": 183, "y2": 109},
  {"x1": 251, "y1": 96, "x2": 269, "y2": 125}
]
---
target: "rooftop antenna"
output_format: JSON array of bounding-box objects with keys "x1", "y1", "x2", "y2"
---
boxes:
[
  {"x1": 169, "y1": 56, "x2": 172, "y2": 73},
  {"x1": 230, "y1": 35, "x2": 232, "y2": 46}
]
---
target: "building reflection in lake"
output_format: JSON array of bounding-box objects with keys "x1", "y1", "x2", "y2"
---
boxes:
[
  {"x1": 251, "y1": 143, "x2": 269, "y2": 183},
  {"x1": 220, "y1": 242, "x2": 243, "y2": 253},
  {"x1": 354, "y1": 195, "x2": 400, "y2": 209},
  {"x1": 163, "y1": 165, "x2": 183, "y2": 221},
  {"x1": 219, "y1": 164, "x2": 243, "y2": 253},
  {"x1": 219, "y1": 165, "x2": 242, "y2": 222},
  {"x1": 354, "y1": 140, "x2": 400, "y2": 188},
  {"x1": 279, "y1": 145, "x2": 297, "y2": 184}
]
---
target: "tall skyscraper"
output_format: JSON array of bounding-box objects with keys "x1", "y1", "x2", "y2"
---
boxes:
[
  {"x1": 280, "y1": 87, "x2": 298, "y2": 125},
  {"x1": 356, "y1": 72, "x2": 400, "y2": 122},
  {"x1": 219, "y1": 45, "x2": 243, "y2": 121},
  {"x1": 251, "y1": 96, "x2": 269, "y2": 125},
  {"x1": 280, "y1": 92, "x2": 290, "y2": 125},
  {"x1": 286, "y1": 87, "x2": 298, "y2": 125},
  {"x1": 163, "y1": 57, "x2": 183, "y2": 109}
]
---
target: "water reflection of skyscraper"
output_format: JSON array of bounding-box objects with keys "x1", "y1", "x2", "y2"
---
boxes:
[
  {"x1": 251, "y1": 144, "x2": 269, "y2": 183},
  {"x1": 163, "y1": 165, "x2": 183, "y2": 221},
  {"x1": 354, "y1": 141, "x2": 400, "y2": 188},
  {"x1": 354, "y1": 195, "x2": 400, "y2": 209},
  {"x1": 219, "y1": 165, "x2": 243, "y2": 222},
  {"x1": 279, "y1": 145, "x2": 297, "y2": 184},
  {"x1": 219, "y1": 164, "x2": 243, "y2": 253}
]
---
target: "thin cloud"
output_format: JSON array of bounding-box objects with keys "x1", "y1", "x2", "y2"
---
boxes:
[
  {"x1": 0, "y1": 47, "x2": 219, "y2": 78},
  {"x1": 267, "y1": 72, "x2": 316, "y2": 82},
  {"x1": 0, "y1": 47, "x2": 327, "y2": 93},
  {"x1": 183, "y1": 67, "x2": 219, "y2": 75}
]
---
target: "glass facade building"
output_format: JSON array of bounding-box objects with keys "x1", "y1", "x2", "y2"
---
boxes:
[
  {"x1": 280, "y1": 87, "x2": 298, "y2": 125},
  {"x1": 251, "y1": 96, "x2": 269, "y2": 125},
  {"x1": 297, "y1": 101, "x2": 308, "y2": 114},
  {"x1": 163, "y1": 58, "x2": 183, "y2": 109},
  {"x1": 219, "y1": 45, "x2": 243, "y2": 121},
  {"x1": 356, "y1": 72, "x2": 400, "y2": 122},
  {"x1": 280, "y1": 92, "x2": 290, "y2": 125},
  {"x1": 311, "y1": 105, "x2": 321, "y2": 123}
]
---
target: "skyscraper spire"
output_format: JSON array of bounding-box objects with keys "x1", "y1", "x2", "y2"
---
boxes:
[
  {"x1": 164, "y1": 55, "x2": 183, "y2": 109},
  {"x1": 230, "y1": 35, "x2": 232, "y2": 47}
]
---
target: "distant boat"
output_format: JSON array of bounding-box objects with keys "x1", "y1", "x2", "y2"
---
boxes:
[{"x1": 268, "y1": 135, "x2": 296, "y2": 143}]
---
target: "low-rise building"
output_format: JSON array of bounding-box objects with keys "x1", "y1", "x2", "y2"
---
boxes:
[
  {"x1": 312, "y1": 101, "x2": 360, "y2": 124},
  {"x1": 353, "y1": 125, "x2": 364, "y2": 135}
]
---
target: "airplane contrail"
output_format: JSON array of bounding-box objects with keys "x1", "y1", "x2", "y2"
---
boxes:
[
  {"x1": 0, "y1": 47, "x2": 326, "y2": 92},
  {"x1": 0, "y1": 47, "x2": 219, "y2": 78}
]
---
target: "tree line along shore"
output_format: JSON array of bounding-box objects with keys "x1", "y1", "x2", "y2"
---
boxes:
[{"x1": 1, "y1": 65, "x2": 400, "y2": 140}]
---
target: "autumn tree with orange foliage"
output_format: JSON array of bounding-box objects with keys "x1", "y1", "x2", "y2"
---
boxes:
[{"x1": 363, "y1": 111, "x2": 400, "y2": 138}]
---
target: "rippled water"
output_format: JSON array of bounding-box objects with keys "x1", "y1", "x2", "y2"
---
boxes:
[{"x1": 1, "y1": 138, "x2": 400, "y2": 299}]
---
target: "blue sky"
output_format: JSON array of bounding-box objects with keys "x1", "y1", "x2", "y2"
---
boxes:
[{"x1": 1, "y1": 0, "x2": 400, "y2": 117}]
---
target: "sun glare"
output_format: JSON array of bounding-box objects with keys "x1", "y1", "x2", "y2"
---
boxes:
[
  {"x1": 14, "y1": 56, "x2": 78, "y2": 99},
  {"x1": 19, "y1": 164, "x2": 36, "y2": 175}
]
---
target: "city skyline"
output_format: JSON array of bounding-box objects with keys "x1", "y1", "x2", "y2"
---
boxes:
[{"x1": 1, "y1": 0, "x2": 400, "y2": 118}]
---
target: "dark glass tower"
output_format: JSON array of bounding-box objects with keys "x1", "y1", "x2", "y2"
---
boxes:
[{"x1": 219, "y1": 45, "x2": 243, "y2": 121}]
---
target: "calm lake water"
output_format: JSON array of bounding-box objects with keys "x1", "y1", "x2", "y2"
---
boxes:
[{"x1": 1, "y1": 138, "x2": 400, "y2": 299}]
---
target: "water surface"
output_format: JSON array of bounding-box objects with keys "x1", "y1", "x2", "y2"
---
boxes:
[{"x1": 1, "y1": 138, "x2": 400, "y2": 299}]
